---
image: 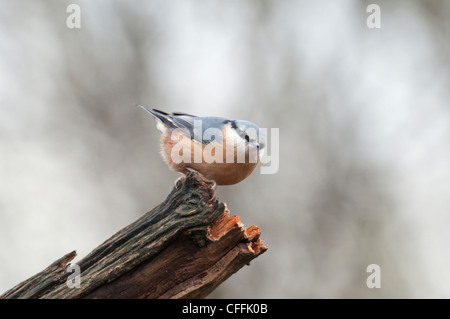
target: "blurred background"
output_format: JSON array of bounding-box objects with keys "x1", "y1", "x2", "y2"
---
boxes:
[{"x1": 1, "y1": 0, "x2": 450, "y2": 298}]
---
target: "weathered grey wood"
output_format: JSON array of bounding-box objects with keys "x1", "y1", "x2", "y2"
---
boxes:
[
  {"x1": 0, "y1": 251, "x2": 77, "y2": 299},
  {"x1": 0, "y1": 171, "x2": 267, "y2": 299}
]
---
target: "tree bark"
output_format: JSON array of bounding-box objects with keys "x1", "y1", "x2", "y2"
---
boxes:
[{"x1": 0, "y1": 171, "x2": 267, "y2": 299}]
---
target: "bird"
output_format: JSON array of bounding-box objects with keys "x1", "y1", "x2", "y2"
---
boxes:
[{"x1": 138, "y1": 105, "x2": 266, "y2": 185}]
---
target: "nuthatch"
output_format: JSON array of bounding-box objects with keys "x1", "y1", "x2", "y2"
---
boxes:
[{"x1": 139, "y1": 106, "x2": 266, "y2": 185}]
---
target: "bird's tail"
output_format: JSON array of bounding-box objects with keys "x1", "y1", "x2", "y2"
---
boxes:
[{"x1": 137, "y1": 105, "x2": 175, "y2": 128}]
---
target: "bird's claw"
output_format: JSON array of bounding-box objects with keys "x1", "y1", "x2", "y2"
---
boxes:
[
  {"x1": 186, "y1": 168, "x2": 217, "y2": 191},
  {"x1": 174, "y1": 174, "x2": 186, "y2": 187}
]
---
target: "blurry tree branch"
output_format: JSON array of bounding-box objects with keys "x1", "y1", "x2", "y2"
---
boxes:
[{"x1": 0, "y1": 172, "x2": 267, "y2": 299}]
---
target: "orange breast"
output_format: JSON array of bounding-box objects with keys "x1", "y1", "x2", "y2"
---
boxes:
[{"x1": 160, "y1": 129, "x2": 259, "y2": 185}]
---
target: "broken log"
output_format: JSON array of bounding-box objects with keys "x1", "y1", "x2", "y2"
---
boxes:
[{"x1": 0, "y1": 171, "x2": 267, "y2": 299}]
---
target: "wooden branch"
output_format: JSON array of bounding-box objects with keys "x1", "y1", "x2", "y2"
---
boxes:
[{"x1": 0, "y1": 171, "x2": 267, "y2": 299}]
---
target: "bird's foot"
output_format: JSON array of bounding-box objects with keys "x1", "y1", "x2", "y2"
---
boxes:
[
  {"x1": 186, "y1": 168, "x2": 217, "y2": 191},
  {"x1": 174, "y1": 174, "x2": 186, "y2": 187}
]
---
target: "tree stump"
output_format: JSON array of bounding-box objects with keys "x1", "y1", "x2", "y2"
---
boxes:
[{"x1": 0, "y1": 171, "x2": 267, "y2": 299}]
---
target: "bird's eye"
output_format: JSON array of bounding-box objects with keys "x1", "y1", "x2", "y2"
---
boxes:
[{"x1": 244, "y1": 134, "x2": 250, "y2": 142}]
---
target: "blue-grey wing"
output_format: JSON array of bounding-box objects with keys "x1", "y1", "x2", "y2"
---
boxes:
[
  {"x1": 172, "y1": 115, "x2": 230, "y2": 145},
  {"x1": 139, "y1": 106, "x2": 229, "y2": 144}
]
